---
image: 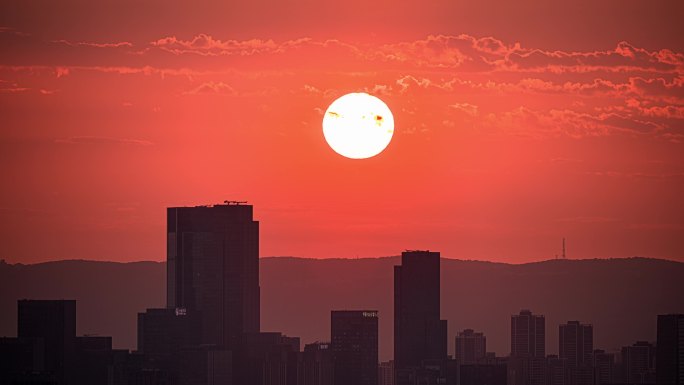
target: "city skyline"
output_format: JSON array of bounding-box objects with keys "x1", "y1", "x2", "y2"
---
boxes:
[
  {"x1": 2, "y1": 254, "x2": 681, "y2": 362},
  {"x1": 1, "y1": 202, "x2": 682, "y2": 385}
]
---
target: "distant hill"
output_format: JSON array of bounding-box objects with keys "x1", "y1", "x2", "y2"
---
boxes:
[{"x1": 1, "y1": 257, "x2": 682, "y2": 361}]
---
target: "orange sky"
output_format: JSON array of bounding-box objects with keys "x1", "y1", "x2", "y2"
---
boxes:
[{"x1": 1, "y1": 0, "x2": 683, "y2": 263}]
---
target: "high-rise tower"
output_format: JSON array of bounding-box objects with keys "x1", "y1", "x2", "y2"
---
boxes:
[
  {"x1": 167, "y1": 202, "x2": 260, "y2": 348},
  {"x1": 394, "y1": 250, "x2": 447, "y2": 383},
  {"x1": 559, "y1": 321, "x2": 593, "y2": 368},
  {"x1": 511, "y1": 310, "x2": 545, "y2": 358},
  {"x1": 510, "y1": 310, "x2": 546, "y2": 385}
]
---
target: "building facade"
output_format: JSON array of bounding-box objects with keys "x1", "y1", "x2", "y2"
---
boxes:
[
  {"x1": 621, "y1": 341, "x2": 656, "y2": 384},
  {"x1": 394, "y1": 250, "x2": 447, "y2": 385},
  {"x1": 167, "y1": 203, "x2": 260, "y2": 349},
  {"x1": 455, "y1": 329, "x2": 487, "y2": 365},
  {"x1": 510, "y1": 310, "x2": 546, "y2": 385},
  {"x1": 559, "y1": 321, "x2": 593, "y2": 385},
  {"x1": 18, "y1": 299, "x2": 76, "y2": 384},
  {"x1": 656, "y1": 314, "x2": 684, "y2": 385},
  {"x1": 331, "y1": 310, "x2": 379, "y2": 385}
]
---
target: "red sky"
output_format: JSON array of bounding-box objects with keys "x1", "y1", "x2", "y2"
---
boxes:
[{"x1": 1, "y1": 0, "x2": 683, "y2": 264}]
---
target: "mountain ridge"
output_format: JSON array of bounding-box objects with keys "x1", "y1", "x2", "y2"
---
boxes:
[{"x1": 1, "y1": 256, "x2": 682, "y2": 361}]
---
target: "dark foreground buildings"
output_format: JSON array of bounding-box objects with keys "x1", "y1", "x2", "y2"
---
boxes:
[
  {"x1": 140, "y1": 202, "x2": 263, "y2": 383},
  {"x1": 657, "y1": 314, "x2": 684, "y2": 384},
  {"x1": 17, "y1": 300, "x2": 76, "y2": 384},
  {"x1": 1, "y1": 300, "x2": 129, "y2": 385},
  {"x1": 509, "y1": 310, "x2": 545, "y2": 385},
  {"x1": 1, "y1": 202, "x2": 682, "y2": 385},
  {"x1": 559, "y1": 321, "x2": 593, "y2": 385},
  {"x1": 331, "y1": 310, "x2": 379, "y2": 385},
  {"x1": 455, "y1": 329, "x2": 487, "y2": 365},
  {"x1": 394, "y1": 250, "x2": 449, "y2": 385}
]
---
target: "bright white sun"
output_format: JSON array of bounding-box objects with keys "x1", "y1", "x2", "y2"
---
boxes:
[{"x1": 322, "y1": 92, "x2": 394, "y2": 159}]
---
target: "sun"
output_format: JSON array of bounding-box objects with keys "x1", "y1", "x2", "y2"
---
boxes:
[{"x1": 322, "y1": 93, "x2": 394, "y2": 159}]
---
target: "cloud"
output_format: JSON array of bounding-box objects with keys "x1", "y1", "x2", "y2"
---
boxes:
[
  {"x1": 184, "y1": 81, "x2": 236, "y2": 95},
  {"x1": 52, "y1": 39, "x2": 133, "y2": 48},
  {"x1": 0, "y1": 86, "x2": 29, "y2": 93},
  {"x1": 1, "y1": 32, "x2": 682, "y2": 142},
  {"x1": 556, "y1": 216, "x2": 620, "y2": 223},
  {"x1": 151, "y1": 34, "x2": 278, "y2": 56},
  {"x1": 481, "y1": 107, "x2": 668, "y2": 138},
  {"x1": 449, "y1": 103, "x2": 479, "y2": 116},
  {"x1": 626, "y1": 223, "x2": 684, "y2": 230},
  {"x1": 548, "y1": 157, "x2": 583, "y2": 163},
  {"x1": 55, "y1": 136, "x2": 154, "y2": 146},
  {"x1": 584, "y1": 171, "x2": 684, "y2": 179},
  {"x1": 56, "y1": 67, "x2": 70, "y2": 78}
]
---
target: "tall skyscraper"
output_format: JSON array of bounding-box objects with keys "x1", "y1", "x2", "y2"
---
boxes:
[
  {"x1": 17, "y1": 300, "x2": 76, "y2": 384},
  {"x1": 394, "y1": 250, "x2": 447, "y2": 384},
  {"x1": 455, "y1": 329, "x2": 487, "y2": 364},
  {"x1": 656, "y1": 314, "x2": 684, "y2": 384},
  {"x1": 331, "y1": 310, "x2": 379, "y2": 385},
  {"x1": 559, "y1": 321, "x2": 593, "y2": 368},
  {"x1": 559, "y1": 321, "x2": 594, "y2": 385},
  {"x1": 167, "y1": 203, "x2": 260, "y2": 349},
  {"x1": 510, "y1": 310, "x2": 545, "y2": 385},
  {"x1": 511, "y1": 310, "x2": 545, "y2": 358}
]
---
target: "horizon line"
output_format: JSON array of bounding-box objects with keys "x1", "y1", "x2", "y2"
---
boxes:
[{"x1": 2, "y1": 255, "x2": 681, "y2": 267}]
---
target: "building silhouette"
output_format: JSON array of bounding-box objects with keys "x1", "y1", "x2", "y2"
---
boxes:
[
  {"x1": 393, "y1": 250, "x2": 448, "y2": 385},
  {"x1": 559, "y1": 321, "x2": 593, "y2": 385},
  {"x1": 455, "y1": 329, "x2": 487, "y2": 364},
  {"x1": 167, "y1": 203, "x2": 260, "y2": 349},
  {"x1": 302, "y1": 342, "x2": 334, "y2": 385},
  {"x1": 459, "y1": 362, "x2": 507, "y2": 385},
  {"x1": 0, "y1": 337, "x2": 46, "y2": 379},
  {"x1": 331, "y1": 310, "x2": 379, "y2": 385},
  {"x1": 511, "y1": 310, "x2": 545, "y2": 358},
  {"x1": 509, "y1": 309, "x2": 545, "y2": 385},
  {"x1": 237, "y1": 332, "x2": 301, "y2": 385},
  {"x1": 18, "y1": 299, "x2": 76, "y2": 384},
  {"x1": 656, "y1": 314, "x2": 684, "y2": 384},
  {"x1": 559, "y1": 321, "x2": 592, "y2": 369},
  {"x1": 378, "y1": 360, "x2": 395, "y2": 385},
  {"x1": 592, "y1": 349, "x2": 615, "y2": 385},
  {"x1": 136, "y1": 307, "x2": 202, "y2": 379},
  {"x1": 1, "y1": 300, "x2": 130, "y2": 385},
  {"x1": 545, "y1": 355, "x2": 569, "y2": 385},
  {"x1": 621, "y1": 341, "x2": 656, "y2": 384}
]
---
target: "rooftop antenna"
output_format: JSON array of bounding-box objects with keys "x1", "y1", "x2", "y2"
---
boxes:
[{"x1": 562, "y1": 237, "x2": 567, "y2": 259}]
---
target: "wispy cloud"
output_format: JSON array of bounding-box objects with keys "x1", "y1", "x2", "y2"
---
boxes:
[
  {"x1": 52, "y1": 39, "x2": 133, "y2": 48},
  {"x1": 556, "y1": 216, "x2": 620, "y2": 223},
  {"x1": 55, "y1": 136, "x2": 154, "y2": 146},
  {"x1": 184, "y1": 81, "x2": 236, "y2": 95}
]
